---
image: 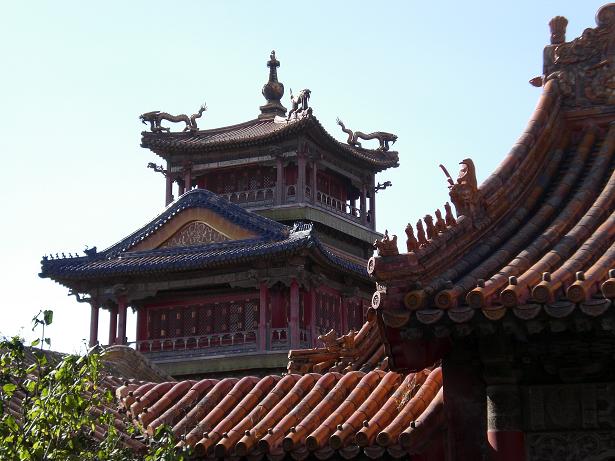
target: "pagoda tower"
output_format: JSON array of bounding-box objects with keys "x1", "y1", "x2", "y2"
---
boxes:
[{"x1": 41, "y1": 52, "x2": 398, "y2": 378}]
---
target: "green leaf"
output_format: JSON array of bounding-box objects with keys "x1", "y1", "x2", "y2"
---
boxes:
[
  {"x1": 2, "y1": 382, "x2": 17, "y2": 396},
  {"x1": 30, "y1": 338, "x2": 40, "y2": 347},
  {"x1": 43, "y1": 310, "x2": 54, "y2": 326}
]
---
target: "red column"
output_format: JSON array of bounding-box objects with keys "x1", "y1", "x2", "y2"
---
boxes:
[
  {"x1": 89, "y1": 300, "x2": 99, "y2": 347},
  {"x1": 289, "y1": 279, "x2": 300, "y2": 348},
  {"x1": 369, "y1": 174, "x2": 376, "y2": 229},
  {"x1": 312, "y1": 160, "x2": 318, "y2": 203},
  {"x1": 341, "y1": 297, "x2": 349, "y2": 334},
  {"x1": 275, "y1": 156, "x2": 284, "y2": 205},
  {"x1": 184, "y1": 166, "x2": 192, "y2": 192},
  {"x1": 360, "y1": 182, "x2": 367, "y2": 225},
  {"x1": 487, "y1": 385, "x2": 526, "y2": 461},
  {"x1": 116, "y1": 299, "x2": 128, "y2": 345},
  {"x1": 165, "y1": 174, "x2": 173, "y2": 206},
  {"x1": 310, "y1": 288, "x2": 318, "y2": 347},
  {"x1": 443, "y1": 348, "x2": 489, "y2": 460},
  {"x1": 108, "y1": 306, "x2": 118, "y2": 345},
  {"x1": 297, "y1": 154, "x2": 306, "y2": 202},
  {"x1": 258, "y1": 283, "x2": 268, "y2": 351}
]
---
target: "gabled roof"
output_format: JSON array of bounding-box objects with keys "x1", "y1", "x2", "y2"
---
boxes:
[
  {"x1": 40, "y1": 189, "x2": 368, "y2": 285},
  {"x1": 141, "y1": 113, "x2": 399, "y2": 172},
  {"x1": 367, "y1": 4, "x2": 615, "y2": 350}
]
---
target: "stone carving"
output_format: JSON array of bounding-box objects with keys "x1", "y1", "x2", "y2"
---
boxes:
[
  {"x1": 373, "y1": 230, "x2": 399, "y2": 257},
  {"x1": 549, "y1": 16, "x2": 568, "y2": 45},
  {"x1": 317, "y1": 329, "x2": 356, "y2": 352},
  {"x1": 444, "y1": 158, "x2": 487, "y2": 226},
  {"x1": 434, "y1": 209, "x2": 447, "y2": 233},
  {"x1": 336, "y1": 118, "x2": 398, "y2": 152},
  {"x1": 159, "y1": 221, "x2": 229, "y2": 248},
  {"x1": 416, "y1": 219, "x2": 428, "y2": 247},
  {"x1": 424, "y1": 214, "x2": 436, "y2": 240},
  {"x1": 405, "y1": 223, "x2": 418, "y2": 252},
  {"x1": 287, "y1": 88, "x2": 312, "y2": 120},
  {"x1": 542, "y1": 4, "x2": 615, "y2": 107},
  {"x1": 140, "y1": 104, "x2": 207, "y2": 133}
]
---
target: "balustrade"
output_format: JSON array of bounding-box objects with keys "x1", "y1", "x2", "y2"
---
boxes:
[
  {"x1": 219, "y1": 184, "x2": 365, "y2": 225},
  {"x1": 221, "y1": 187, "x2": 275, "y2": 205},
  {"x1": 128, "y1": 330, "x2": 257, "y2": 356}
]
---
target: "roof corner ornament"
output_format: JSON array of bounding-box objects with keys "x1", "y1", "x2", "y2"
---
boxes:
[
  {"x1": 441, "y1": 159, "x2": 487, "y2": 228},
  {"x1": 549, "y1": 15, "x2": 568, "y2": 45},
  {"x1": 287, "y1": 88, "x2": 312, "y2": 121},
  {"x1": 140, "y1": 103, "x2": 207, "y2": 133},
  {"x1": 538, "y1": 4, "x2": 615, "y2": 106},
  {"x1": 336, "y1": 118, "x2": 397, "y2": 152},
  {"x1": 373, "y1": 230, "x2": 399, "y2": 257}
]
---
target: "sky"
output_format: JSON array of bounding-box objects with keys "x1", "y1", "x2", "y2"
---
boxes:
[{"x1": 0, "y1": 0, "x2": 607, "y2": 353}]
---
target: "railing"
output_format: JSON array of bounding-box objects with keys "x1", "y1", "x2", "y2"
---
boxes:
[
  {"x1": 315, "y1": 191, "x2": 362, "y2": 223},
  {"x1": 269, "y1": 328, "x2": 289, "y2": 350},
  {"x1": 267, "y1": 327, "x2": 311, "y2": 349},
  {"x1": 221, "y1": 187, "x2": 275, "y2": 205},
  {"x1": 129, "y1": 330, "x2": 257, "y2": 356}
]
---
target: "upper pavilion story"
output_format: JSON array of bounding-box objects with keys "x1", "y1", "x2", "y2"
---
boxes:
[{"x1": 140, "y1": 51, "x2": 399, "y2": 260}]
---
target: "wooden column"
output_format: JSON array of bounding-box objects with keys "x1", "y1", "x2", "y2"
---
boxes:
[
  {"x1": 183, "y1": 166, "x2": 192, "y2": 192},
  {"x1": 369, "y1": 175, "x2": 376, "y2": 229},
  {"x1": 289, "y1": 279, "x2": 300, "y2": 348},
  {"x1": 443, "y1": 346, "x2": 489, "y2": 461},
  {"x1": 297, "y1": 154, "x2": 306, "y2": 203},
  {"x1": 108, "y1": 306, "x2": 118, "y2": 346},
  {"x1": 165, "y1": 174, "x2": 173, "y2": 206},
  {"x1": 360, "y1": 182, "x2": 367, "y2": 225},
  {"x1": 275, "y1": 156, "x2": 284, "y2": 205},
  {"x1": 487, "y1": 385, "x2": 526, "y2": 461},
  {"x1": 312, "y1": 160, "x2": 318, "y2": 203},
  {"x1": 88, "y1": 300, "x2": 99, "y2": 347},
  {"x1": 341, "y1": 297, "x2": 349, "y2": 334},
  {"x1": 310, "y1": 287, "x2": 318, "y2": 347},
  {"x1": 178, "y1": 181, "x2": 185, "y2": 196},
  {"x1": 116, "y1": 299, "x2": 128, "y2": 345},
  {"x1": 258, "y1": 283, "x2": 268, "y2": 351}
]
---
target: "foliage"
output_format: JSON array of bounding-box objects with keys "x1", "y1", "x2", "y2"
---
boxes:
[{"x1": 0, "y1": 310, "x2": 190, "y2": 461}]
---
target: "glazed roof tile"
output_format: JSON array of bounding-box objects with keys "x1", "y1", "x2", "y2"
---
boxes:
[
  {"x1": 141, "y1": 114, "x2": 399, "y2": 171},
  {"x1": 40, "y1": 189, "x2": 368, "y2": 283},
  {"x1": 112, "y1": 319, "x2": 443, "y2": 459},
  {"x1": 369, "y1": 7, "x2": 615, "y2": 333}
]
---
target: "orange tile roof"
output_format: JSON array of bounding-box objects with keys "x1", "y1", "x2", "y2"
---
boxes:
[
  {"x1": 113, "y1": 318, "x2": 444, "y2": 459},
  {"x1": 368, "y1": 6, "x2": 615, "y2": 337}
]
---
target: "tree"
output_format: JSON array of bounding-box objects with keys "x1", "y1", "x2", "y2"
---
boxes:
[{"x1": 0, "y1": 310, "x2": 190, "y2": 461}]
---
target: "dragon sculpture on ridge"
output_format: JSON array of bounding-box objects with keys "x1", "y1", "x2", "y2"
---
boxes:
[
  {"x1": 140, "y1": 103, "x2": 207, "y2": 133},
  {"x1": 336, "y1": 118, "x2": 397, "y2": 152}
]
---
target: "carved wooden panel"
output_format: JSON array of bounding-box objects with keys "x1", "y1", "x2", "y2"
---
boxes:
[
  {"x1": 523, "y1": 383, "x2": 615, "y2": 432},
  {"x1": 527, "y1": 431, "x2": 615, "y2": 461},
  {"x1": 159, "y1": 221, "x2": 229, "y2": 248}
]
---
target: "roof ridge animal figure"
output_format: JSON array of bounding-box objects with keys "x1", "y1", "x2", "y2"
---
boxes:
[
  {"x1": 336, "y1": 118, "x2": 397, "y2": 152},
  {"x1": 287, "y1": 88, "x2": 311, "y2": 121},
  {"x1": 140, "y1": 103, "x2": 207, "y2": 133}
]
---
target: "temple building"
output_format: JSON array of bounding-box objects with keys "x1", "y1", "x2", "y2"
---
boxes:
[
  {"x1": 38, "y1": 3, "x2": 615, "y2": 460},
  {"x1": 40, "y1": 52, "x2": 398, "y2": 377}
]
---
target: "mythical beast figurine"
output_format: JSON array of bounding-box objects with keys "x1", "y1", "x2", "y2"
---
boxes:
[
  {"x1": 140, "y1": 103, "x2": 207, "y2": 133},
  {"x1": 336, "y1": 118, "x2": 397, "y2": 152}
]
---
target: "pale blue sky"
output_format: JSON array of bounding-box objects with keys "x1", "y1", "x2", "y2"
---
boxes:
[{"x1": 0, "y1": 1, "x2": 607, "y2": 352}]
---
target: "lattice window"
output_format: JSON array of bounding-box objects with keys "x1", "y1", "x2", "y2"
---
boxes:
[
  {"x1": 263, "y1": 170, "x2": 274, "y2": 188},
  {"x1": 244, "y1": 301, "x2": 256, "y2": 331},
  {"x1": 223, "y1": 174, "x2": 235, "y2": 193}
]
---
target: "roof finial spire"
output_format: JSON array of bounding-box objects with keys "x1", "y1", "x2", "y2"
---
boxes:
[{"x1": 259, "y1": 50, "x2": 287, "y2": 119}]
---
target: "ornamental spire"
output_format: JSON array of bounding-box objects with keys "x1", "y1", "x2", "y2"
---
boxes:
[{"x1": 259, "y1": 50, "x2": 287, "y2": 119}]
